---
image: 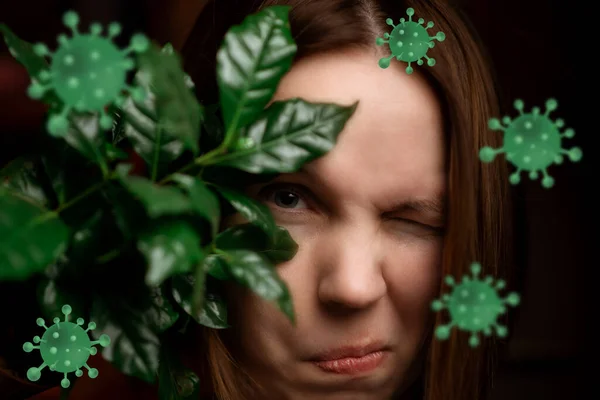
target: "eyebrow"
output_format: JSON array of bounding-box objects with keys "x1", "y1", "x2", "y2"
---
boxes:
[
  {"x1": 295, "y1": 166, "x2": 446, "y2": 216},
  {"x1": 383, "y1": 197, "x2": 446, "y2": 217}
]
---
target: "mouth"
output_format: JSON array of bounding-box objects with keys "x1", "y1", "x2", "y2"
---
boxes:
[{"x1": 308, "y1": 342, "x2": 389, "y2": 375}]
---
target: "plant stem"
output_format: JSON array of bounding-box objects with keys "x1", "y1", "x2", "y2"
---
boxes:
[
  {"x1": 157, "y1": 112, "x2": 240, "y2": 185},
  {"x1": 54, "y1": 179, "x2": 109, "y2": 214}
]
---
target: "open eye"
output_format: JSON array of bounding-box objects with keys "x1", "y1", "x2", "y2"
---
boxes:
[{"x1": 260, "y1": 184, "x2": 309, "y2": 210}]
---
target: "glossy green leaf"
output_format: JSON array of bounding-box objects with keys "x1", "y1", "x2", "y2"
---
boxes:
[
  {"x1": 216, "y1": 224, "x2": 297, "y2": 264},
  {"x1": 171, "y1": 174, "x2": 220, "y2": 237},
  {"x1": 220, "y1": 249, "x2": 294, "y2": 324},
  {"x1": 158, "y1": 340, "x2": 200, "y2": 400},
  {"x1": 203, "y1": 255, "x2": 231, "y2": 280},
  {"x1": 215, "y1": 186, "x2": 276, "y2": 236},
  {"x1": 209, "y1": 99, "x2": 358, "y2": 173},
  {"x1": 138, "y1": 219, "x2": 205, "y2": 286},
  {"x1": 90, "y1": 287, "x2": 179, "y2": 383},
  {"x1": 171, "y1": 273, "x2": 229, "y2": 329},
  {"x1": 217, "y1": 5, "x2": 297, "y2": 136},
  {"x1": 119, "y1": 45, "x2": 192, "y2": 180},
  {"x1": 62, "y1": 113, "x2": 110, "y2": 175},
  {"x1": 1, "y1": 157, "x2": 52, "y2": 207},
  {"x1": 0, "y1": 23, "x2": 48, "y2": 78},
  {"x1": 118, "y1": 171, "x2": 192, "y2": 218},
  {"x1": 0, "y1": 190, "x2": 69, "y2": 280},
  {"x1": 138, "y1": 45, "x2": 203, "y2": 156}
]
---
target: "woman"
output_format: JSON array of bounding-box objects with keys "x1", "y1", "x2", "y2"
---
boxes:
[
  {"x1": 17, "y1": 0, "x2": 513, "y2": 399},
  {"x1": 180, "y1": 0, "x2": 513, "y2": 399}
]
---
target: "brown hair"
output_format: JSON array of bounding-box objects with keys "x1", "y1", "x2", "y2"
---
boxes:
[{"x1": 181, "y1": 0, "x2": 513, "y2": 399}]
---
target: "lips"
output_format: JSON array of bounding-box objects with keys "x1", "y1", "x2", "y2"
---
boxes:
[{"x1": 309, "y1": 341, "x2": 388, "y2": 361}]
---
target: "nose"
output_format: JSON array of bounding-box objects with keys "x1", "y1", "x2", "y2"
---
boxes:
[{"x1": 316, "y1": 223, "x2": 387, "y2": 311}]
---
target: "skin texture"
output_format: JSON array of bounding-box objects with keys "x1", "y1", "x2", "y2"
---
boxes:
[{"x1": 224, "y1": 48, "x2": 447, "y2": 400}]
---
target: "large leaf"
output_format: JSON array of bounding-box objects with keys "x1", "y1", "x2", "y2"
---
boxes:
[
  {"x1": 0, "y1": 23, "x2": 48, "y2": 78},
  {"x1": 119, "y1": 45, "x2": 192, "y2": 180},
  {"x1": 1, "y1": 157, "x2": 53, "y2": 207},
  {"x1": 209, "y1": 99, "x2": 358, "y2": 173},
  {"x1": 157, "y1": 340, "x2": 200, "y2": 400},
  {"x1": 0, "y1": 190, "x2": 69, "y2": 280},
  {"x1": 220, "y1": 249, "x2": 294, "y2": 324},
  {"x1": 138, "y1": 44, "x2": 203, "y2": 156},
  {"x1": 203, "y1": 255, "x2": 231, "y2": 281},
  {"x1": 216, "y1": 224, "x2": 297, "y2": 264},
  {"x1": 62, "y1": 113, "x2": 110, "y2": 175},
  {"x1": 217, "y1": 5, "x2": 297, "y2": 136},
  {"x1": 117, "y1": 169, "x2": 193, "y2": 218},
  {"x1": 171, "y1": 273, "x2": 229, "y2": 329},
  {"x1": 90, "y1": 287, "x2": 179, "y2": 383},
  {"x1": 171, "y1": 174, "x2": 220, "y2": 237},
  {"x1": 138, "y1": 219, "x2": 205, "y2": 286},
  {"x1": 215, "y1": 186, "x2": 276, "y2": 236}
]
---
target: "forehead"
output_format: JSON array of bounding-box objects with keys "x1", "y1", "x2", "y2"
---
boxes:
[{"x1": 271, "y1": 49, "x2": 446, "y2": 208}]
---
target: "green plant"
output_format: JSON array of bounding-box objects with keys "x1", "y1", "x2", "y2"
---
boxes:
[{"x1": 0, "y1": 6, "x2": 357, "y2": 398}]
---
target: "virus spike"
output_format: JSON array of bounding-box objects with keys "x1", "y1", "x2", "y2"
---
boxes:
[
  {"x1": 33, "y1": 43, "x2": 50, "y2": 57},
  {"x1": 90, "y1": 23, "x2": 102, "y2": 35},
  {"x1": 23, "y1": 304, "x2": 111, "y2": 386},
  {"x1": 86, "y1": 364, "x2": 99, "y2": 379},
  {"x1": 108, "y1": 22, "x2": 122, "y2": 38},
  {"x1": 376, "y1": 7, "x2": 445, "y2": 73},
  {"x1": 61, "y1": 373, "x2": 70, "y2": 388},
  {"x1": 479, "y1": 98, "x2": 582, "y2": 188},
  {"x1": 26, "y1": 11, "x2": 150, "y2": 137},
  {"x1": 27, "y1": 363, "x2": 47, "y2": 381},
  {"x1": 431, "y1": 261, "x2": 520, "y2": 347},
  {"x1": 63, "y1": 11, "x2": 80, "y2": 34}
]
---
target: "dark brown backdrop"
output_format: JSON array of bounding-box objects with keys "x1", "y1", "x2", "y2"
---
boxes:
[{"x1": 0, "y1": 0, "x2": 592, "y2": 399}]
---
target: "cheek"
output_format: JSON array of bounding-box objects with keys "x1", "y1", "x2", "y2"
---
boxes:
[{"x1": 383, "y1": 238, "x2": 443, "y2": 326}]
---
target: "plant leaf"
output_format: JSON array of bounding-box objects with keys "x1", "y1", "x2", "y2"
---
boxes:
[
  {"x1": 220, "y1": 249, "x2": 294, "y2": 324},
  {"x1": 215, "y1": 186, "x2": 276, "y2": 236},
  {"x1": 217, "y1": 5, "x2": 297, "y2": 136},
  {"x1": 171, "y1": 174, "x2": 220, "y2": 237},
  {"x1": 62, "y1": 113, "x2": 110, "y2": 175},
  {"x1": 171, "y1": 273, "x2": 229, "y2": 329},
  {"x1": 138, "y1": 219, "x2": 205, "y2": 286},
  {"x1": 216, "y1": 224, "x2": 297, "y2": 264},
  {"x1": 0, "y1": 23, "x2": 48, "y2": 78},
  {"x1": 117, "y1": 171, "x2": 192, "y2": 218},
  {"x1": 0, "y1": 190, "x2": 69, "y2": 280},
  {"x1": 138, "y1": 44, "x2": 203, "y2": 156},
  {"x1": 203, "y1": 255, "x2": 231, "y2": 280},
  {"x1": 119, "y1": 46, "x2": 190, "y2": 180},
  {"x1": 210, "y1": 99, "x2": 358, "y2": 173},
  {"x1": 1, "y1": 157, "x2": 53, "y2": 207}
]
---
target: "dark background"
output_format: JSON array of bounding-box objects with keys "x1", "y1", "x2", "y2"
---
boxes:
[{"x1": 0, "y1": 0, "x2": 592, "y2": 399}]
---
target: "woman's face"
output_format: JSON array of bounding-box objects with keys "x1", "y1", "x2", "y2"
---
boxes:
[{"x1": 224, "y1": 49, "x2": 446, "y2": 400}]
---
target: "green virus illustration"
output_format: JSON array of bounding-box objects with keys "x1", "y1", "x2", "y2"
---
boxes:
[
  {"x1": 27, "y1": 10, "x2": 150, "y2": 136},
  {"x1": 480, "y1": 98, "x2": 582, "y2": 188},
  {"x1": 376, "y1": 8, "x2": 446, "y2": 74},
  {"x1": 431, "y1": 262, "x2": 520, "y2": 347},
  {"x1": 23, "y1": 304, "x2": 111, "y2": 388}
]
